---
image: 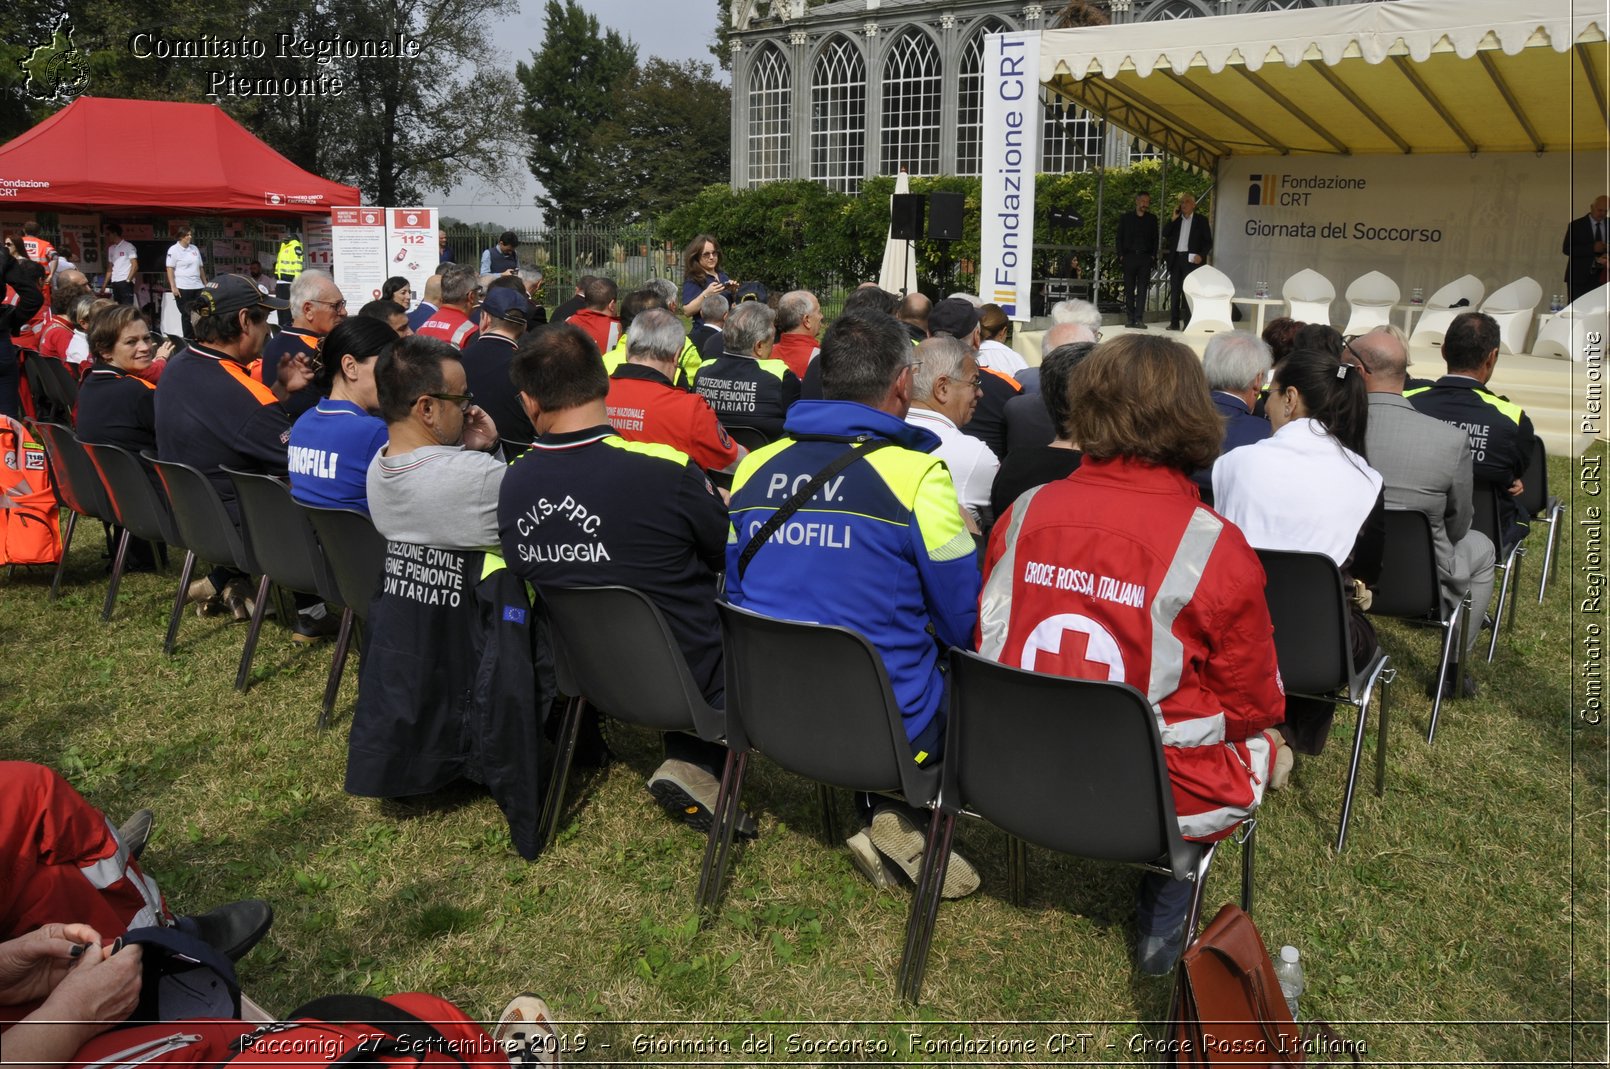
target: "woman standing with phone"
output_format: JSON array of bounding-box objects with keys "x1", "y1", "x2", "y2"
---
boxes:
[{"x1": 681, "y1": 233, "x2": 736, "y2": 324}]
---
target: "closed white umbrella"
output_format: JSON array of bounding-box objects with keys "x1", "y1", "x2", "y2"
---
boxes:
[{"x1": 877, "y1": 169, "x2": 920, "y2": 296}]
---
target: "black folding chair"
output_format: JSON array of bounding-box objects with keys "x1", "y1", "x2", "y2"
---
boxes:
[
  {"x1": 22, "y1": 357, "x2": 58, "y2": 424},
  {"x1": 1256, "y1": 549, "x2": 1394, "y2": 853},
  {"x1": 31, "y1": 422, "x2": 117, "y2": 602},
  {"x1": 1471, "y1": 481, "x2": 1524, "y2": 663},
  {"x1": 223, "y1": 468, "x2": 345, "y2": 705},
  {"x1": 1518, "y1": 438, "x2": 1562, "y2": 604},
  {"x1": 81, "y1": 442, "x2": 177, "y2": 622},
  {"x1": 721, "y1": 424, "x2": 772, "y2": 452},
  {"x1": 899, "y1": 650, "x2": 1256, "y2": 1005},
  {"x1": 146, "y1": 454, "x2": 254, "y2": 657},
  {"x1": 34, "y1": 357, "x2": 79, "y2": 423},
  {"x1": 1369, "y1": 509, "x2": 1468, "y2": 745},
  {"x1": 537, "y1": 585, "x2": 729, "y2": 866},
  {"x1": 302, "y1": 505, "x2": 388, "y2": 726},
  {"x1": 701, "y1": 602, "x2": 941, "y2": 987}
]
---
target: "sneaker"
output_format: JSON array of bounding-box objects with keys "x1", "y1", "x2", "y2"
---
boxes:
[
  {"x1": 1135, "y1": 920, "x2": 1188, "y2": 976},
  {"x1": 1424, "y1": 667, "x2": 1478, "y2": 700},
  {"x1": 117, "y1": 808, "x2": 154, "y2": 860},
  {"x1": 845, "y1": 828, "x2": 905, "y2": 890},
  {"x1": 290, "y1": 608, "x2": 341, "y2": 645},
  {"x1": 646, "y1": 759, "x2": 757, "y2": 839},
  {"x1": 867, "y1": 804, "x2": 980, "y2": 899},
  {"x1": 493, "y1": 993, "x2": 559, "y2": 1068}
]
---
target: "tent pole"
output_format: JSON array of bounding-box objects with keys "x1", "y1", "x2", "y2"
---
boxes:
[{"x1": 1093, "y1": 163, "x2": 1105, "y2": 311}]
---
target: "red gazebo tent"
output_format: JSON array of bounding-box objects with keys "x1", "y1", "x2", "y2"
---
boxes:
[{"x1": 0, "y1": 97, "x2": 360, "y2": 214}]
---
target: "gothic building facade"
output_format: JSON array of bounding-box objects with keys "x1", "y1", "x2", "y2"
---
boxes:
[{"x1": 726, "y1": 0, "x2": 1359, "y2": 190}]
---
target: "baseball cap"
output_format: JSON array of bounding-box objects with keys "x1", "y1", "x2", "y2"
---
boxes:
[
  {"x1": 929, "y1": 297, "x2": 980, "y2": 339},
  {"x1": 191, "y1": 274, "x2": 289, "y2": 318},
  {"x1": 482, "y1": 286, "x2": 535, "y2": 326}
]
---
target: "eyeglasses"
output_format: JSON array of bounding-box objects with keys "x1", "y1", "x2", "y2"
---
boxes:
[
  {"x1": 948, "y1": 375, "x2": 983, "y2": 390},
  {"x1": 699, "y1": 251, "x2": 719, "y2": 259},
  {"x1": 415, "y1": 391, "x2": 474, "y2": 412},
  {"x1": 1340, "y1": 334, "x2": 1373, "y2": 375},
  {"x1": 310, "y1": 298, "x2": 347, "y2": 311}
]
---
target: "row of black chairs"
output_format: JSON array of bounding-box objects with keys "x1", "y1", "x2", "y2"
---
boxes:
[
  {"x1": 23, "y1": 354, "x2": 79, "y2": 426},
  {"x1": 30, "y1": 422, "x2": 387, "y2": 729}
]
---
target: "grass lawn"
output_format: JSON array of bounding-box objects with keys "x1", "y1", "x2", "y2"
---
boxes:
[{"x1": 2, "y1": 446, "x2": 1603, "y2": 1066}]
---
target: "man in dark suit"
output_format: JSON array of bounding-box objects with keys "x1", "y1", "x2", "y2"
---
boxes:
[
  {"x1": 1562, "y1": 195, "x2": 1608, "y2": 301},
  {"x1": 1160, "y1": 193, "x2": 1212, "y2": 330},
  {"x1": 1191, "y1": 331, "x2": 1270, "y2": 501},
  {"x1": 1115, "y1": 191, "x2": 1159, "y2": 328}
]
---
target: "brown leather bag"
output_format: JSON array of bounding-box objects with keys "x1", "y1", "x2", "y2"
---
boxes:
[{"x1": 1172, "y1": 903, "x2": 1303, "y2": 1066}]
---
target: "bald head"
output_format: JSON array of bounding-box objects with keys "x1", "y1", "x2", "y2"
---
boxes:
[
  {"x1": 1591, "y1": 195, "x2": 1608, "y2": 220},
  {"x1": 1352, "y1": 327, "x2": 1409, "y2": 393},
  {"x1": 56, "y1": 269, "x2": 88, "y2": 290},
  {"x1": 1042, "y1": 321, "x2": 1095, "y2": 354},
  {"x1": 896, "y1": 292, "x2": 931, "y2": 329}
]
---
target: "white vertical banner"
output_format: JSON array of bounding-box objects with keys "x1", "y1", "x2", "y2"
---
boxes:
[
  {"x1": 330, "y1": 207, "x2": 388, "y2": 306},
  {"x1": 980, "y1": 30, "x2": 1040, "y2": 323},
  {"x1": 385, "y1": 208, "x2": 438, "y2": 309}
]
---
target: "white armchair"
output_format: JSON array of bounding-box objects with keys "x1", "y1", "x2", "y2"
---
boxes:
[
  {"x1": 1342, "y1": 271, "x2": 1401, "y2": 335},
  {"x1": 1282, "y1": 268, "x2": 1335, "y2": 326},
  {"x1": 1480, "y1": 277, "x2": 1543, "y2": 355},
  {"x1": 1183, "y1": 265, "x2": 1235, "y2": 334},
  {"x1": 1533, "y1": 284, "x2": 1607, "y2": 360},
  {"x1": 1408, "y1": 274, "x2": 1486, "y2": 347}
]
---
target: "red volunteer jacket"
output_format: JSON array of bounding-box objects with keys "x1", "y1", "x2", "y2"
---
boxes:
[{"x1": 978, "y1": 456, "x2": 1285, "y2": 842}]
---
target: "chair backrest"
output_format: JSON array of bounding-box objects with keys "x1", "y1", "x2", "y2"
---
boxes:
[
  {"x1": 302, "y1": 505, "x2": 388, "y2": 622},
  {"x1": 32, "y1": 422, "x2": 112, "y2": 522},
  {"x1": 1470, "y1": 480, "x2": 1503, "y2": 547},
  {"x1": 81, "y1": 441, "x2": 177, "y2": 547},
  {"x1": 1254, "y1": 549, "x2": 1352, "y2": 695},
  {"x1": 222, "y1": 467, "x2": 336, "y2": 600},
  {"x1": 1369, "y1": 508, "x2": 1441, "y2": 619},
  {"x1": 1425, "y1": 274, "x2": 1484, "y2": 310},
  {"x1": 1482, "y1": 276, "x2": 1542, "y2": 313},
  {"x1": 146, "y1": 454, "x2": 250, "y2": 572},
  {"x1": 716, "y1": 600, "x2": 938, "y2": 806},
  {"x1": 540, "y1": 585, "x2": 723, "y2": 740},
  {"x1": 943, "y1": 650, "x2": 1194, "y2": 879},
  {"x1": 1282, "y1": 268, "x2": 1334, "y2": 302},
  {"x1": 36, "y1": 358, "x2": 80, "y2": 420},
  {"x1": 722, "y1": 424, "x2": 772, "y2": 452},
  {"x1": 1184, "y1": 265, "x2": 1234, "y2": 299},
  {"x1": 1345, "y1": 270, "x2": 1400, "y2": 306},
  {"x1": 1518, "y1": 438, "x2": 1549, "y2": 517},
  {"x1": 1563, "y1": 283, "x2": 1609, "y2": 316}
]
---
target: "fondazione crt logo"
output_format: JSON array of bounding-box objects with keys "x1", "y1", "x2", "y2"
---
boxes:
[{"x1": 21, "y1": 15, "x2": 89, "y2": 103}]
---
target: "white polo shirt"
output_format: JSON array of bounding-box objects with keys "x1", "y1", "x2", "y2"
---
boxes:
[
  {"x1": 905, "y1": 406, "x2": 1000, "y2": 521},
  {"x1": 107, "y1": 239, "x2": 138, "y2": 283},
  {"x1": 167, "y1": 242, "x2": 204, "y2": 289}
]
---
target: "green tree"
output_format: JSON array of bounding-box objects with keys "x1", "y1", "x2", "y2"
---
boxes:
[
  {"x1": 588, "y1": 58, "x2": 730, "y2": 224},
  {"x1": 516, "y1": 0, "x2": 637, "y2": 225}
]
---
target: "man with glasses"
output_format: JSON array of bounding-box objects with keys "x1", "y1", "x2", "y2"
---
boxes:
[
  {"x1": 904, "y1": 335, "x2": 997, "y2": 528},
  {"x1": 367, "y1": 335, "x2": 505, "y2": 550},
  {"x1": 261, "y1": 268, "x2": 347, "y2": 418},
  {"x1": 416, "y1": 265, "x2": 483, "y2": 350},
  {"x1": 928, "y1": 297, "x2": 1021, "y2": 459}
]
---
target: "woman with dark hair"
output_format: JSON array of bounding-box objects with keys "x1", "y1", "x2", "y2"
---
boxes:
[
  {"x1": 680, "y1": 233, "x2": 734, "y2": 322},
  {"x1": 381, "y1": 276, "x2": 413, "y2": 309},
  {"x1": 1260, "y1": 316, "x2": 1303, "y2": 366},
  {"x1": 76, "y1": 305, "x2": 162, "y2": 454},
  {"x1": 1213, "y1": 347, "x2": 1385, "y2": 754},
  {"x1": 286, "y1": 316, "x2": 398, "y2": 513},
  {"x1": 1293, "y1": 321, "x2": 1343, "y2": 357},
  {"x1": 976, "y1": 303, "x2": 1027, "y2": 375},
  {"x1": 979, "y1": 334, "x2": 1285, "y2": 976},
  {"x1": 988, "y1": 341, "x2": 1090, "y2": 518}
]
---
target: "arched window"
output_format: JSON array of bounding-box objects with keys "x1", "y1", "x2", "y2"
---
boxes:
[
  {"x1": 1255, "y1": 0, "x2": 1314, "y2": 9},
  {"x1": 810, "y1": 36, "x2": 867, "y2": 192},
  {"x1": 1143, "y1": 0, "x2": 1212, "y2": 19},
  {"x1": 956, "y1": 19, "x2": 1009, "y2": 177},
  {"x1": 879, "y1": 29, "x2": 941, "y2": 176},
  {"x1": 1041, "y1": 90, "x2": 1104, "y2": 174},
  {"x1": 747, "y1": 45, "x2": 791, "y2": 186}
]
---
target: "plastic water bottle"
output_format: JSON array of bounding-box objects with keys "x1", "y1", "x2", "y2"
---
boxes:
[
  {"x1": 1411, "y1": 286, "x2": 1424, "y2": 305},
  {"x1": 1255, "y1": 279, "x2": 1268, "y2": 298},
  {"x1": 1550, "y1": 293, "x2": 1564, "y2": 312},
  {"x1": 1273, "y1": 945, "x2": 1304, "y2": 1021}
]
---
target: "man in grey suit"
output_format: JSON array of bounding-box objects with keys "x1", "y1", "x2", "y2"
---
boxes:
[{"x1": 1352, "y1": 328, "x2": 1494, "y2": 698}]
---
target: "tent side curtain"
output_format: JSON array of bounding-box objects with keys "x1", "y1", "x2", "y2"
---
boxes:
[{"x1": 1037, "y1": 0, "x2": 1609, "y2": 171}]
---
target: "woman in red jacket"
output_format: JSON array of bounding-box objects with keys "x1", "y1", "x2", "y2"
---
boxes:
[{"x1": 978, "y1": 334, "x2": 1286, "y2": 975}]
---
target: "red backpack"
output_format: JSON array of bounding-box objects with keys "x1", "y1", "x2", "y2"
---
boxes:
[{"x1": 0, "y1": 415, "x2": 61, "y2": 566}]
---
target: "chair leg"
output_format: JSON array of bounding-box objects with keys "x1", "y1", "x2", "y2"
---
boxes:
[
  {"x1": 1537, "y1": 507, "x2": 1562, "y2": 604},
  {"x1": 1238, "y1": 820, "x2": 1256, "y2": 916},
  {"x1": 1485, "y1": 550, "x2": 1518, "y2": 663},
  {"x1": 897, "y1": 807, "x2": 954, "y2": 1005},
  {"x1": 233, "y1": 574, "x2": 273, "y2": 692},
  {"x1": 318, "y1": 608, "x2": 355, "y2": 731},
  {"x1": 1008, "y1": 836, "x2": 1028, "y2": 907},
  {"x1": 697, "y1": 749, "x2": 750, "y2": 920},
  {"x1": 101, "y1": 528, "x2": 131, "y2": 622},
  {"x1": 817, "y1": 783, "x2": 837, "y2": 845},
  {"x1": 1429, "y1": 594, "x2": 1467, "y2": 745},
  {"x1": 164, "y1": 551, "x2": 196, "y2": 656},
  {"x1": 1374, "y1": 668, "x2": 1395, "y2": 798},
  {"x1": 536, "y1": 696, "x2": 585, "y2": 857},
  {"x1": 48, "y1": 510, "x2": 78, "y2": 602}
]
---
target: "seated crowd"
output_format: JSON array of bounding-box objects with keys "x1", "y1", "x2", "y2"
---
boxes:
[{"x1": 19, "y1": 241, "x2": 1541, "y2": 1057}]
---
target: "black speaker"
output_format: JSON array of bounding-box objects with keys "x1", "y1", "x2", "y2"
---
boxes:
[
  {"x1": 890, "y1": 193, "x2": 926, "y2": 240},
  {"x1": 928, "y1": 192, "x2": 965, "y2": 241}
]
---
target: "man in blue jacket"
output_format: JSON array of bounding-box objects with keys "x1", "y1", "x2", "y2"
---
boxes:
[{"x1": 725, "y1": 312, "x2": 983, "y2": 899}]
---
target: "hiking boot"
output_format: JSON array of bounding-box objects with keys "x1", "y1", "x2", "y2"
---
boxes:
[
  {"x1": 867, "y1": 804, "x2": 979, "y2": 899},
  {"x1": 1135, "y1": 919, "x2": 1188, "y2": 976},
  {"x1": 290, "y1": 608, "x2": 341, "y2": 645},
  {"x1": 845, "y1": 828, "x2": 904, "y2": 890},
  {"x1": 493, "y1": 993, "x2": 559, "y2": 1068},
  {"x1": 117, "y1": 808, "x2": 154, "y2": 860},
  {"x1": 647, "y1": 759, "x2": 757, "y2": 839},
  {"x1": 178, "y1": 899, "x2": 273, "y2": 962},
  {"x1": 222, "y1": 578, "x2": 256, "y2": 623}
]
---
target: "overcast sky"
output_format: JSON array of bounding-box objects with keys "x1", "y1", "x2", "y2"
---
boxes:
[{"x1": 441, "y1": 0, "x2": 726, "y2": 227}]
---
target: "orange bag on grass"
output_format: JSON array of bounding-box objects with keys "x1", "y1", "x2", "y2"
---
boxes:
[{"x1": 0, "y1": 414, "x2": 62, "y2": 565}]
